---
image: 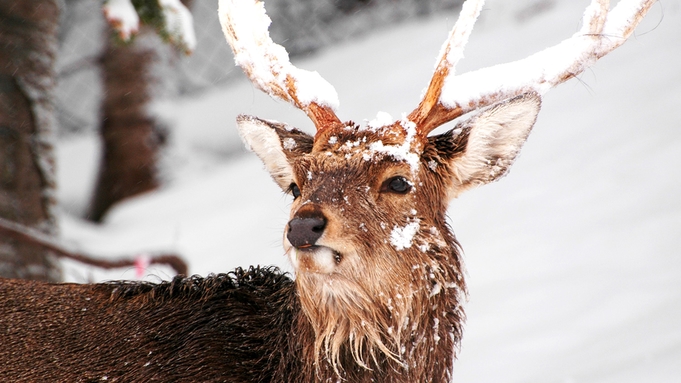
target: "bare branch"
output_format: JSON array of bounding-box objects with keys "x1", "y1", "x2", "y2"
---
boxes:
[{"x1": 0, "y1": 217, "x2": 187, "y2": 276}]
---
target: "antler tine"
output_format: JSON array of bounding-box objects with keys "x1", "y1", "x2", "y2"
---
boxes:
[
  {"x1": 408, "y1": 0, "x2": 485, "y2": 136},
  {"x1": 411, "y1": 0, "x2": 656, "y2": 138},
  {"x1": 218, "y1": 0, "x2": 341, "y2": 131}
]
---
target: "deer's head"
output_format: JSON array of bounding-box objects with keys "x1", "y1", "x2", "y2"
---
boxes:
[
  {"x1": 219, "y1": 0, "x2": 654, "y2": 375},
  {"x1": 237, "y1": 94, "x2": 540, "y2": 368}
]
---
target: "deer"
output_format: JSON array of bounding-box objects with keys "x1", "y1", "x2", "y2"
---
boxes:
[{"x1": 0, "y1": 0, "x2": 655, "y2": 381}]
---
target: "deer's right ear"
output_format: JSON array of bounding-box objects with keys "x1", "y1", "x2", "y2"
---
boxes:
[
  {"x1": 236, "y1": 115, "x2": 313, "y2": 191},
  {"x1": 430, "y1": 92, "x2": 542, "y2": 199}
]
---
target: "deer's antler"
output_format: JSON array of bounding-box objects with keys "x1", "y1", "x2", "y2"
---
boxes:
[
  {"x1": 408, "y1": 0, "x2": 485, "y2": 137},
  {"x1": 218, "y1": 0, "x2": 341, "y2": 132},
  {"x1": 410, "y1": 0, "x2": 657, "y2": 138},
  {"x1": 220, "y1": 0, "x2": 654, "y2": 142}
]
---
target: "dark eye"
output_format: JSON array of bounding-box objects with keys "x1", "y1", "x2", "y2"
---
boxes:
[
  {"x1": 289, "y1": 183, "x2": 301, "y2": 199},
  {"x1": 380, "y1": 176, "x2": 412, "y2": 194}
]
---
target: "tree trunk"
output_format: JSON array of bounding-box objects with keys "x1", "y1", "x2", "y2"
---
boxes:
[
  {"x1": 88, "y1": 0, "x2": 196, "y2": 222},
  {"x1": 87, "y1": 28, "x2": 163, "y2": 222},
  {"x1": 0, "y1": 0, "x2": 61, "y2": 281}
]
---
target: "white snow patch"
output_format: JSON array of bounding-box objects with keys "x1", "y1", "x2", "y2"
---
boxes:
[
  {"x1": 601, "y1": 0, "x2": 653, "y2": 38},
  {"x1": 291, "y1": 68, "x2": 340, "y2": 110},
  {"x1": 102, "y1": 0, "x2": 140, "y2": 41},
  {"x1": 439, "y1": 0, "x2": 485, "y2": 70},
  {"x1": 282, "y1": 137, "x2": 297, "y2": 150},
  {"x1": 433, "y1": 317, "x2": 441, "y2": 344},
  {"x1": 390, "y1": 220, "x2": 420, "y2": 250},
  {"x1": 368, "y1": 111, "x2": 394, "y2": 130},
  {"x1": 158, "y1": 0, "x2": 197, "y2": 53},
  {"x1": 367, "y1": 118, "x2": 420, "y2": 171},
  {"x1": 430, "y1": 282, "x2": 442, "y2": 298}
]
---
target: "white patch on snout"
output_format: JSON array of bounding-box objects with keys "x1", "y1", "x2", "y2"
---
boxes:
[
  {"x1": 287, "y1": 246, "x2": 338, "y2": 274},
  {"x1": 287, "y1": 246, "x2": 299, "y2": 269}
]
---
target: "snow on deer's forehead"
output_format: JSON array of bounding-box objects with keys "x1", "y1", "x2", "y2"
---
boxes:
[{"x1": 314, "y1": 118, "x2": 421, "y2": 171}]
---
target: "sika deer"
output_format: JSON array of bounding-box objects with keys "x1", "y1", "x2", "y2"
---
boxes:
[{"x1": 0, "y1": 0, "x2": 655, "y2": 382}]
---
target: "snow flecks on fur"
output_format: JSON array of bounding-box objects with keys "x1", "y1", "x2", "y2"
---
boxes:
[
  {"x1": 390, "y1": 220, "x2": 420, "y2": 251},
  {"x1": 433, "y1": 317, "x2": 441, "y2": 344},
  {"x1": 283, "y1": 137, "x2": 297, "y2": 150},
  {"x1": 429, "y1": 282, "x2": 442, "y2": 298},
  {"x1": 366, "y1": 118, "x2": 420, "y2": 172}
]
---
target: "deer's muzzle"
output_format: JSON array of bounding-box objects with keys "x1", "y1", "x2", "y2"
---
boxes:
[{"x1": 287, "y1": 206, "x2": 327, "y2": 248}]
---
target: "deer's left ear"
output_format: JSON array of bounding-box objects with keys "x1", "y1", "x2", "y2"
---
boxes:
[
  {"x1": 236, "y1": 115, "x2": 313, "y2": 191},
  {"x1": 427, "y1": 92, "x2": 541, "y2": 199}
]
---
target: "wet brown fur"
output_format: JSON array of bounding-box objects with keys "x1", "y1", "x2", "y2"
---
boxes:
[{"x1": 0, "y1": 267, "x2": 314, "y2": 383}]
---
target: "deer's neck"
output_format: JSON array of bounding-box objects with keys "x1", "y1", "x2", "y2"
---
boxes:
[{"x1": 290, "y1": 242, "x2": 466, "y2": 382}]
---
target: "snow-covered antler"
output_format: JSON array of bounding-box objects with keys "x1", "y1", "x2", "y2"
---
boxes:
[
  {"x1": 408, "y1": 0, "x2": 485, "y2": 137},
  {"x1": 219, "y1": 0, "x2": 654, "y2": 138},
  {"x1": 218, "y1": 0, "x2": 341, "y2": 132},
  {"x1": 409, "y1": 0, "x2": 657, "y2": 137}
]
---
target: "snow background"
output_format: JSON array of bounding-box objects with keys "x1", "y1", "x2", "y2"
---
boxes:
[{"x1": 54, "y1": 0, "x2": 681, "y2": 381}]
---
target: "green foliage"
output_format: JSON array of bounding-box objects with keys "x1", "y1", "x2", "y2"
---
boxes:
[{"x1": 133, "y1": 0, "x2": 166, "y2": 29}]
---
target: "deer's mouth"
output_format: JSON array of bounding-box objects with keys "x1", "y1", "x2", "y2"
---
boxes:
[{"x1": 288, "y1": 245, "x2": 343, "y2": 274}]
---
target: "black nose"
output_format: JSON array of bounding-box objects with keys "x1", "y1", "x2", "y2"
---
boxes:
[{"x1": 287, "y1": 215, "x2": 326, "y2": 248}]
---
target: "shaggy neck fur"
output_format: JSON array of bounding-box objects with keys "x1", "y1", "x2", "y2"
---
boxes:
[{"x1": 295, "y1": 233, "x2": 466, "y2": 382}]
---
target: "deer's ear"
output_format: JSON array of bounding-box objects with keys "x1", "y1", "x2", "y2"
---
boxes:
[
  {"x1": 236, "y1": 115, "x2": 313, "y2": 191},
  {"x1": 430, "y1": 93, "x2": 541, "y2": 198}
]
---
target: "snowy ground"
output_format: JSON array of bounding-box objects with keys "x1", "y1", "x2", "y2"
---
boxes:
[{"x1": 54, "y1": 0, "x2": 681, "y2": 382}]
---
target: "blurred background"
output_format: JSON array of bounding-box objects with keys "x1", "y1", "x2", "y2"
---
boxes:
[{"x1": 1, "y1": 0, "x2": 680, "y2": 381}]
